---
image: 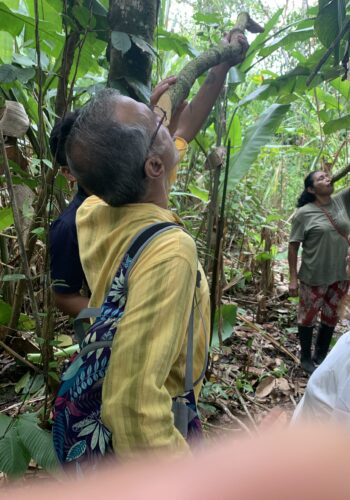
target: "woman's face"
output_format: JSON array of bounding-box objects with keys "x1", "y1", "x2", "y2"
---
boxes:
[{"x1": 308, "y1": 171, "x2": 334, "y2": 196}]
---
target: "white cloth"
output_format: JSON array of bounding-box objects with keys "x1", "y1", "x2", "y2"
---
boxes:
[{"x1": 293, "y1": 331, "x2": 350, "y2": 424}]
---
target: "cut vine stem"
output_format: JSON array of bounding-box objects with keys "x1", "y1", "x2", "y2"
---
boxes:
[{"x1": 157, "y1": 12, "x2": 264, "y2": 125}]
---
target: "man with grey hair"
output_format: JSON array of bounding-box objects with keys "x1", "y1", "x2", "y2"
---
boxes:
[{"x1": 64, "y1": 31, "x2": 248, "y2": 458}]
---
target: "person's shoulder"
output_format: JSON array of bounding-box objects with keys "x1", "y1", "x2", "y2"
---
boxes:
[
  {"x1": 76, "y1": 195, "x2": 107, "y2": 221},
  {"x1": 334, "y1": 186, "x2": 350, "y2": 202},
  {"x1": 51, "y1": 191, "x2": 87, "y2": 229},
  {"x1": 291, "y1": 206, "x2": 306, "y2": 223},
  {"x1": 79, "y1": 194, "x2": 105, "y2": 210},
  {"x1": 160, "y1": 226, "x2": 196, "y2": 254},
  {"x1": 143, "y1": 226, "x2": 197, "y2": 266},
  {"x1": 50, "y1": 206, "x2": 76, "y2": 234}
]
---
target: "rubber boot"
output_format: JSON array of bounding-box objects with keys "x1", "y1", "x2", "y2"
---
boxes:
[
  {"x1": 298, "y1": 325, "x2": 315, "y2": 375},
  {"x1": 313, "y1": 323, "x2": 335, "y2": 365}
]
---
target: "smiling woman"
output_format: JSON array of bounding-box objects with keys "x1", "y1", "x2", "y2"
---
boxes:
[{"x1": 288, "y1": 170, "x2": 350, "y2": 374}]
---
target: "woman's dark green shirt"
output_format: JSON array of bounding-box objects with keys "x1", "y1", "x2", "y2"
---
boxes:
[{"x1": 290, "y1": 188, "x2": 350, "y2": 286}]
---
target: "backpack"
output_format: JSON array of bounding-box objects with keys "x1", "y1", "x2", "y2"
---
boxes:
[{"x1": 52, "y1": 222, "x2": 207, "y2": 474}]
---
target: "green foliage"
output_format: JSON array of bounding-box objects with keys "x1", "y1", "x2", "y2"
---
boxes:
[
  {"x1": 0, "y1": 207, "x2": 14, "y2": 231},
  {"x1": 212, "y1": 304, "x2": 237, "y2": 347},
  {"x1": 111, "y1": 31, "x2": 132, "y2": 55},
  {"x1": 314, "y1": 0, "x2": 345, "y2": 49},
  {"x1": 324, "y1": 113, "x2": 350, "y2": 134},
  {"x1": 2, "y1": 0, "x2": 350, "y2": 477},
  {"x1": 0, "y1": 413, "x2": 58, "y2": 478},
  {"x1": 227, "y1": 104, "x2": 290, "y2": 189}
]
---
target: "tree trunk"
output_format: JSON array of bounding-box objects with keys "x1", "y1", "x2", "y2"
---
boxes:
[
  {"x1": 55, "y1": 30, "x2": 80, "y2": 119},
  {"x1": 108, "y1": 0, "x2": 159, "y2": 101}
]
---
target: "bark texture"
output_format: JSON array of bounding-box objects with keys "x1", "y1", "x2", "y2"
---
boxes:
[
  {"x1": 108, "y1": 0, "x2": 159, "y2": 100},
  {"x1": 158, "y1": 12, "x2": 264, "y2": 124},
  {"x1": 55, "y1": 30, "x2": 80, "y2": 119}
]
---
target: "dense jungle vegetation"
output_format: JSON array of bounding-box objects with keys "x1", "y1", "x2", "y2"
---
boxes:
[{"x1": 1, "y1": 0, "x2": 350, "y2": 479}]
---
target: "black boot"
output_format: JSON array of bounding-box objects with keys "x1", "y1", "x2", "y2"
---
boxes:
[
  {"x1": 298, "y1": 325, "x2": 315, "y2": 375},
  {"x1": 313, "y1": 323, "x2": 335, "y2": 365}
]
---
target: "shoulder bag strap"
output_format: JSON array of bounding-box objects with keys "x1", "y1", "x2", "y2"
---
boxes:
[
  {"x1": 318, "y1": 205, "x2": 350, "y2": 246},
  {"x1": 74, "y1": 222, "x2": 180, "y2": 343}
]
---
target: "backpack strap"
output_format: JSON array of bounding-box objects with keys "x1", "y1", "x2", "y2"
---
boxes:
[
  {"x1": 73, "y1": 307, "x2": 102, "y2": 344},
  {"x1": 74, "y1": 222, "x2": 180, "y2": 343},
  {"x1": 184, "y1": 270, "x2": 209, "y2": 392},
  {"x1": 74, "y1": 221, "x2": 208, "y2": 391}
]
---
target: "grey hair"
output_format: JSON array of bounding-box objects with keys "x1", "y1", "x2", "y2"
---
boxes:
[{"x1": 66, "y1": 89, "x2": 165, "y2": 206}]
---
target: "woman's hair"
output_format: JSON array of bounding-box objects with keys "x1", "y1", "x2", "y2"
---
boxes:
[
  {"x1": 296, "y1": 171, "x2": 317, "y2": 208},
  {"x1": 66, "y1": 89, "x2": 165, "y2": 207},
  {"x1": 49, "y1": 110, "x2": 80, "y2": 166}
]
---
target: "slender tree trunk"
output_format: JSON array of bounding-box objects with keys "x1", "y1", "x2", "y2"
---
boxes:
[
  {"x1": 55, "y1": 30, "x2": 80, "y2": 119},
  {"x1": 108, "y1": 0, "x2": 159, "y2": 100}
]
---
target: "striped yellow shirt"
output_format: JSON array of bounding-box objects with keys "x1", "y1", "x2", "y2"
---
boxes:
[{"x1": 76, "y1": 194, "x2": 209, "y2": 455}]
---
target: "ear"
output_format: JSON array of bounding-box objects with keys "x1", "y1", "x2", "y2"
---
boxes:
[
  {"x1": 306, "y1": 186, "x2": 315, "y2": 195},
  {"x1": 144, "y1": 156, "x2": 165, "y2": 179},
  {"x1": 61, "y1": 166, "x2": 77, "y2": 182}
]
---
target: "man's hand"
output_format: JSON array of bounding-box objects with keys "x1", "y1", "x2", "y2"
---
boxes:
[
  {"x1": 150, "y1": 76, "x2": 177, "y2": 107},
  {"x1": 150, "y1": 76, "x2": 187, "y2": 135},
  {"x1": 289, "y1": 279, "x2": 299, "y2": 297},
  {"x1": 220, "y1": 29, "x2": 249, "y2": 69}
]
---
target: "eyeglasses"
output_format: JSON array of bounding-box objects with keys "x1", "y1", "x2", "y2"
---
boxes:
[{"x1": 147, "y1": 105, "x2": 167, "y2": 154}]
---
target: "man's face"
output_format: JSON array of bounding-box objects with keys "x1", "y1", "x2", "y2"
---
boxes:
[
  {"x1": 113, "y1": 96, "x2": 179, "y2": 172},
  {"x1": 308, "y1": 171, "x2": 334, "y2": 196}
]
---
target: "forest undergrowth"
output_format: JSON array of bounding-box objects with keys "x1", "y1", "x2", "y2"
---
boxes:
[{"x1": 3, "y1": 224, "x2": 348, "y2": 484}]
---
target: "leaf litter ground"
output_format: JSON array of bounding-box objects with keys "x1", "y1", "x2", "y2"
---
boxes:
[{"x1": 200, "y1": 247, "x2": 350, "y2": 439}]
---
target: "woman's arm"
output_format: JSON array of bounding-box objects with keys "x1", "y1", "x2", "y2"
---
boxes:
[{"x1": 288, "y1": 242, "x2": 300, "y2": 297}]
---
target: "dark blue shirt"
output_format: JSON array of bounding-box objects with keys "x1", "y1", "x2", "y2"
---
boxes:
[{"x1": 50, "y1": 186, "x2": 88, "y2": 294}]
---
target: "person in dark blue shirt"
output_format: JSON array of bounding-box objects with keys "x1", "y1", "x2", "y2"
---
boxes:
[{"x1": 49, "y1": 112, "x2": 90, "y2": 316}]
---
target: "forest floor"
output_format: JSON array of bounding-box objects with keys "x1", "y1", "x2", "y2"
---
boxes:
[{"x1": 203, "y1": 248, "x2": 350, "y2": 439}]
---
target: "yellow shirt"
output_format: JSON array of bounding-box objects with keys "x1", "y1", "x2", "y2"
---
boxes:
[{"x1": 76, "y1": 200, "x2": 210, "y2": 456}]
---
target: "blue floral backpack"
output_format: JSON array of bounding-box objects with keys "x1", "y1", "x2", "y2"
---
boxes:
[{"x1": 52, "y1": 222, "x2": 207, "y2": 474}]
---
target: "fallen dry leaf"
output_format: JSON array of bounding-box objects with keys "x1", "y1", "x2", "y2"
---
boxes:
[
  {"x1": 275, "y1": 378, "x2": 290, "y2": 393},
  {"x1": 256, "y1": 375, "x2": 276, "y2": 398}
]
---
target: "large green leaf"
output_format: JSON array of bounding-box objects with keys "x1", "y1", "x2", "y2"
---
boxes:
[
  {"x1": 324, "y1": 113, "x2": 350, "y2": 134},
  {"x1": 0, "y1": 416, "x2": 31, "y2": 478},
  {"x1": 157, "y1": 28, "x2": 198, "y2": 58},
  {"x1": 0, "y1": 413, "x2": 11, "y2": 436},
  {"x1": 259, "y1": 28, "x2": 314, "y2": 58},
  {"x1": 131, "y1": 34, "x2": 155, "y2": 57},
  {"x1": 0, "y1": 206, "x2": 14, "y2": 231},
  {"x1": 0, "y1": 2, "x2": 64, "y2": 57},
  {"x1": 227, "y1": 112, "x2": 242, "y2": 153},
  {"x1": 125, "y1": 76, "x2": 151, "y2": 103},
  {"x1": 315, "y1": 0, "x2": 345, "y2": 48},
  {"x1": 0, "y1": 31, "x2": 13, "y2": 63},
  {"x1": 314, "y1": 87, "x2": 339, "y2": 108},
  {"x1": 17, "y1": 413, "x2": 59, "y2": 472},
  {"x1": 111, "y1": 31, "x2": 132, "y2": 55},
  {"x1": 0, "y1": 2, "x2": 23, "y2": 36},
  {"x1": 0, "y1": 299, "x2": 12, "y2": 326},
  {"x1": 240, "y1": 59, "x2": 341, "y2": 104},
  {"x1": 25, "y1": 0, "x2": 63, "y2": 26},
  {"x1": 228, "y1": 104, "x2": 290, "y2": 189},
  {"x1": 212, "y1": 304, "x2": 237, "y2": 348},
  {"x1": 330, "y1": 77, "x2": 350, "y2": 98},
  {"x1": 71, "y1": 32, "x2": 106, "y2": 79}
]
